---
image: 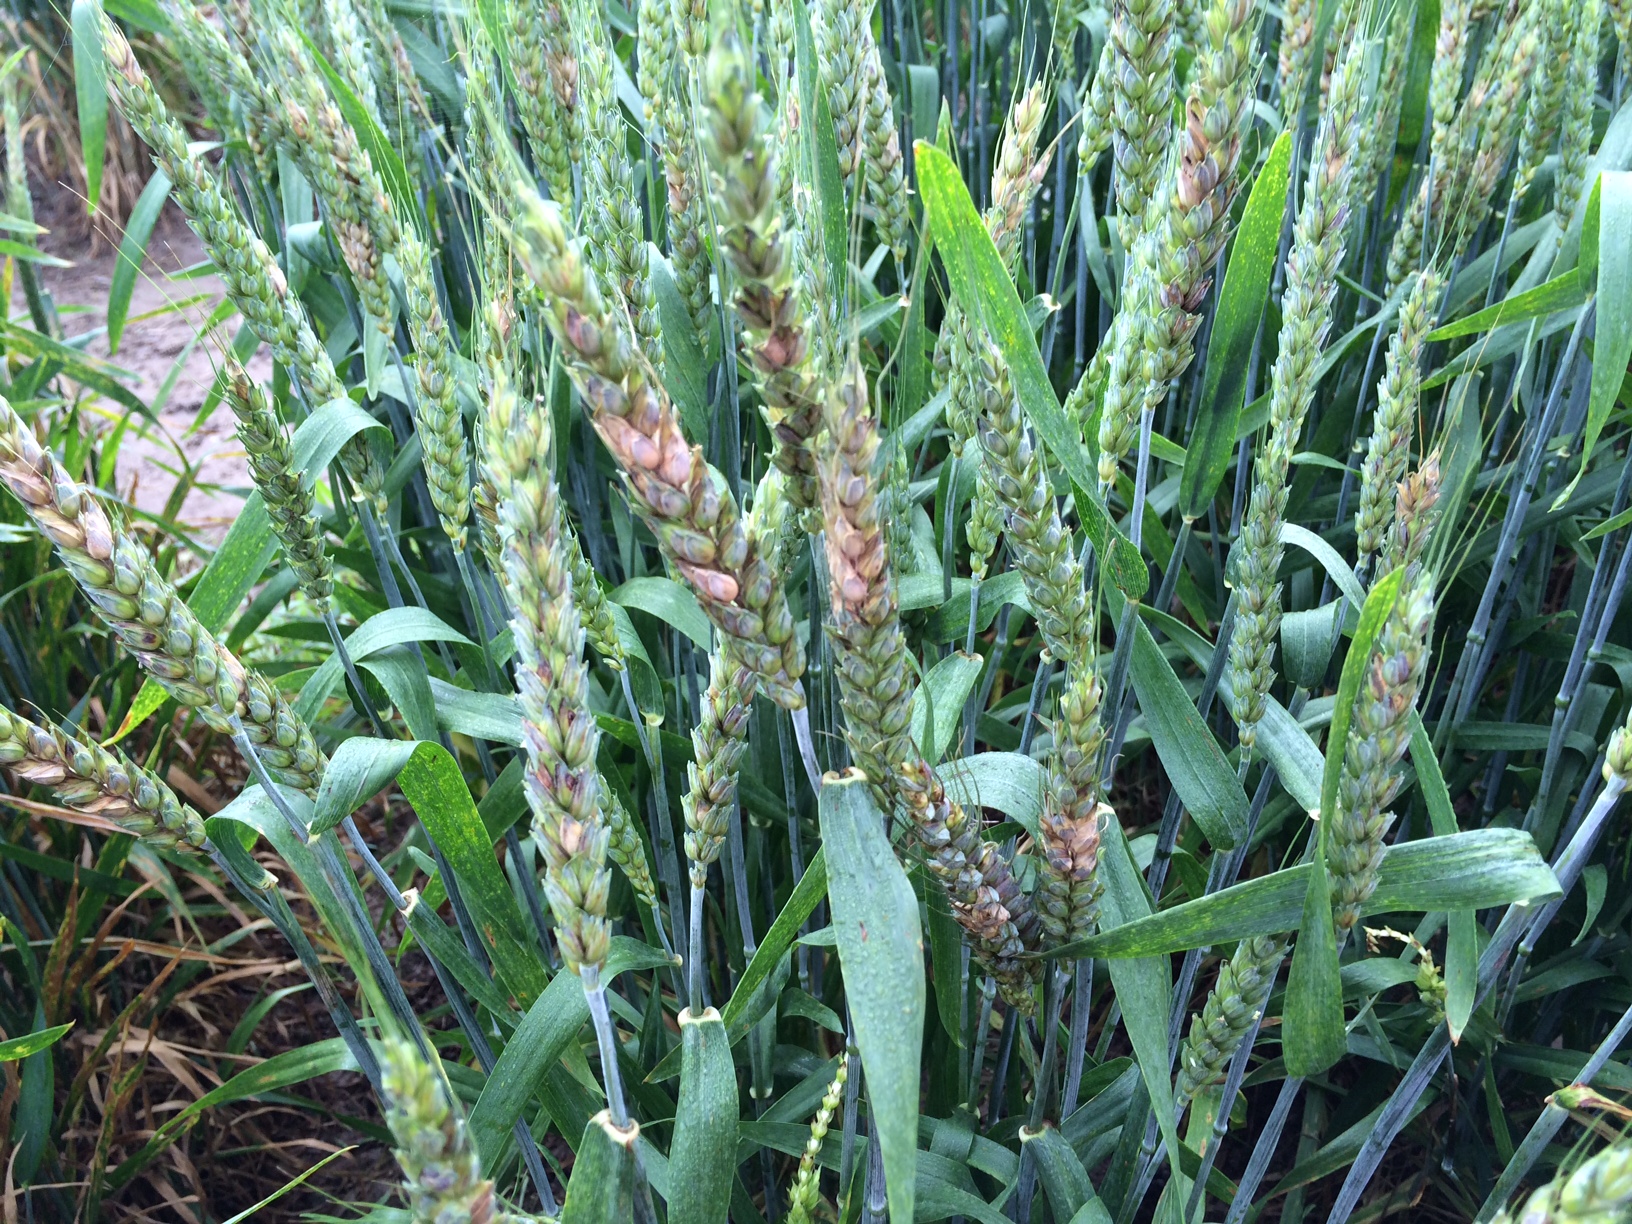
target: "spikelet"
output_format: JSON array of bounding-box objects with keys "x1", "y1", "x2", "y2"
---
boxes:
[
  {"x1": 641, "y1": 0, "x2": 712, "y2": 343},
  {"x1": 571, "y1": 0, "x2": 663, "y2": 363},
  {"x1": 859, "y1": 31, "x2": 911, "y2": 268},
  {"x1": 381, "y1": 1042, "x2": 534, "y2": 1224},
  {"x1": 1611, "y1": 0, "x2": 1632, "y2": 68},
  {"x1": 0, "y1": 398, "x2": 325, "y2": 794},
  {"x1": 974, "y1": 348, "x2": 1106, "y2": 946},
  {"x1": 1174, "y1": 934, "x2": 1287, "y2": 1112},
  {"x1": 1224, "y1": 34, "x2": 1366, "y2": 760},
  {"x1": 966, "y1": 465, "x2": 1003, "y2": 583},
  {"x1": 510, "y1": 0, "x2": 577, "y2": 202},
  {"x1": 399, "y1": 229, "x2": 473, "y2": 551},
  {"x1": 1509, "y1": 0, "x2": 1576, "y2": 211},
  {"x1": 227, "y1": 365, "x2": 334, "y2": 613},
  {"x1": 1381, "y1": 454, "x2": 1442, "y2": 576},
  {"x1": 603, "y1": 788, "x2": 662, "y2": 913},
  {"x1": 277, "y1": 29, "x2": 400, "y2": 337},
  {"x1": 101, "y1": 20, "x2": 388, "y2": 509},
  {"x1": 511, "y1": 190, "x2": 808, "y2": 710},
  {"x1": 1493, "y1": 1141, "x2": 1632, "y2": 1223},
  {"x1": 1078, "y1": 41, "x2": 1116, "y2": 178},
  {"x1": 1277, "y1": 0, "x2": 1316, "y2": 121},
  {"x1": 1352, "y1": 0, "x2": 1415, "y2": 211},
  {"x1": 0, "y1": 706, "x2": 208, "y2": 851},
  {"x1": 1385, "y1": 0, "x2": 1474, "y2": 287},
  {"x1": 482, "y1": 365, "x2": 611, "y2": 979},
  {"x1": 819, "y1": 356, "x2": 1041, "y2": 1004},
  {"x1": 683, "y1": 646, "x2": 756, "y2": 886},
  {"x1": 815, "y1": 0, "x2": 870, "y2": 192},
  {"x1": 1330, "y1": 468, "x2": 1439, "y2": 930},
  {"x1": 161, "y1": 0, "x2": 279, "y2": 176},
  {"x1": 1356, "y1": 270, "x2": 1442, "y2": 575},
  {"x1": 1109, "y1": 0, "x2": 1176, "y2": 221},
  {"x1": 1555, "y1": 0, "x2": 1603, "y2": 228},
  {"x1": 320, "y1": 0, "x2": 382, "y2": 124},
  {"x1": 1093, "y1": 0, "x2": 1259, "y2": 490},
  {"x1": 1451, "y1": 17, "x2": 1543, "y2": 251},
  {"x1": 786, "y1": 1060, "x2": 848, "y2": 1224},
  {"x1": 703, "y1": 37, "x2": 825, "y2": 515}
]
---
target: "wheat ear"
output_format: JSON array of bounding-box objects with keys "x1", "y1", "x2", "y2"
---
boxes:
[{"x1": 0, "y1": 398, "x2": 325, "y2": 794}]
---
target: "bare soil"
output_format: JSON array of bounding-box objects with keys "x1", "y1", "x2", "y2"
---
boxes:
[{"x1": 15, "y1": 184, "x2": 273, "y2": 539}]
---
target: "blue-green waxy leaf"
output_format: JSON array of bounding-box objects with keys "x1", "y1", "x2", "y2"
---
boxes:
[
  {"x1": 669, "y1": 1008, "x2": 738, "y2": 1224},
  {"x1": 562, "y1": 1112, "x2": 639, "y2": 1224},
  {"x1": 1098, "y1": 820, "x2": 1184, "y2": 1200},
  {"x1": 470, "y1": 970, "x2": 588, "y2": 1166},
  {"x1": 396, "y1": 742, "x2": 546, "y2": 1006},
  {"x1": 652, "y1": 250, "x2": 710, "y2": 440},
  {"x1": 310, "y1": 737, "x2": 422, "y2": 835},
  {"x1": 1180, "y1": 130, "x2": 1292, "y2": 521},
  {"x1": 942, "y1": 752, "x2": 1047, "y2": 836},
  {"x1": 1127, "y1": 614, "x2": 1248, "y2": 849},
  {"x1": 820, "y1": 772, "x2": 923, "y2": 1224},
  {"x1": 108, "y1": 169, "x2": 169, "y2": 353},
  {"x1": 467, "y1": 938, "x2": 666, "y2": 1165},
  {"x1": 914, "y1": 141, "x2": 1147, "y2": 599},
  {"x1": 1427, "y1": 269, "x2": 1588, "y2": 341},
  {"x1": 1024, "y1": 1125, "x2": 1101, "y2": 1223},
  {"x1": 722, "y1": 848, "x2": 827, "y2": 1032},
  {"x1": 911, "y1": 652, "x2": 984, "y2": 764},
  {"x1": 1409, "y1": 712, "x2": 1475, "y2": 1041},
  {"x1": 613, "y1": 576, "x2": 713, "y2": 649},
  {"x1": 1284, "y1": 849, "x2": 1345, "y2": 1076},
  {"x1": 1045, "y1": 829, "x2": 1559, "y2": 959},
  {"x1": 295, "y1": 607, "x2": 473, "y2": 724},
  {"x1": 72, "y1": 0, "x2": 108, "y2": 214},
  {"x1": 794, "y1": 0, "x2": 847, "y2": 294}
]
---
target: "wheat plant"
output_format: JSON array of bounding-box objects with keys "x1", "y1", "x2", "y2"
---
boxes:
[{"x1": 7, "y1": 0, "x2": 1632, "y2": 1216}]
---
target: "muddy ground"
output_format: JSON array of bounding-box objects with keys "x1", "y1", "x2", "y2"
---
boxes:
[{"x1": 14, "y1": 193, "x2": 273, "y2": 538}]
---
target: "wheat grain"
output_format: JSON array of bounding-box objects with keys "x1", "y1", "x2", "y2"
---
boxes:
[
  {"x1": 398, "y1": 229, "x2": 473, "y2": 551},
  {"x1": 1174, "y1": 934, "x2": 1287, "y2": 1112},
  {"x1": 103, "y1": 20, "x2": 388, "y2": 509},
  {"x1": 1110, "y1": 0, "x2": 1176, "y2": 221},
  {"x1": 483, "y1": 362, "x2": 612, "y2": 978},
  {"x1": 381, "y1": 1042, "x2": 534, "y2": 1224}
]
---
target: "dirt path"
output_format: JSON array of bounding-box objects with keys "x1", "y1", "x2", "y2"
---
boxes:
[{"x1": 14, "y1": 198, "x2": 274, "y2": 539}]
